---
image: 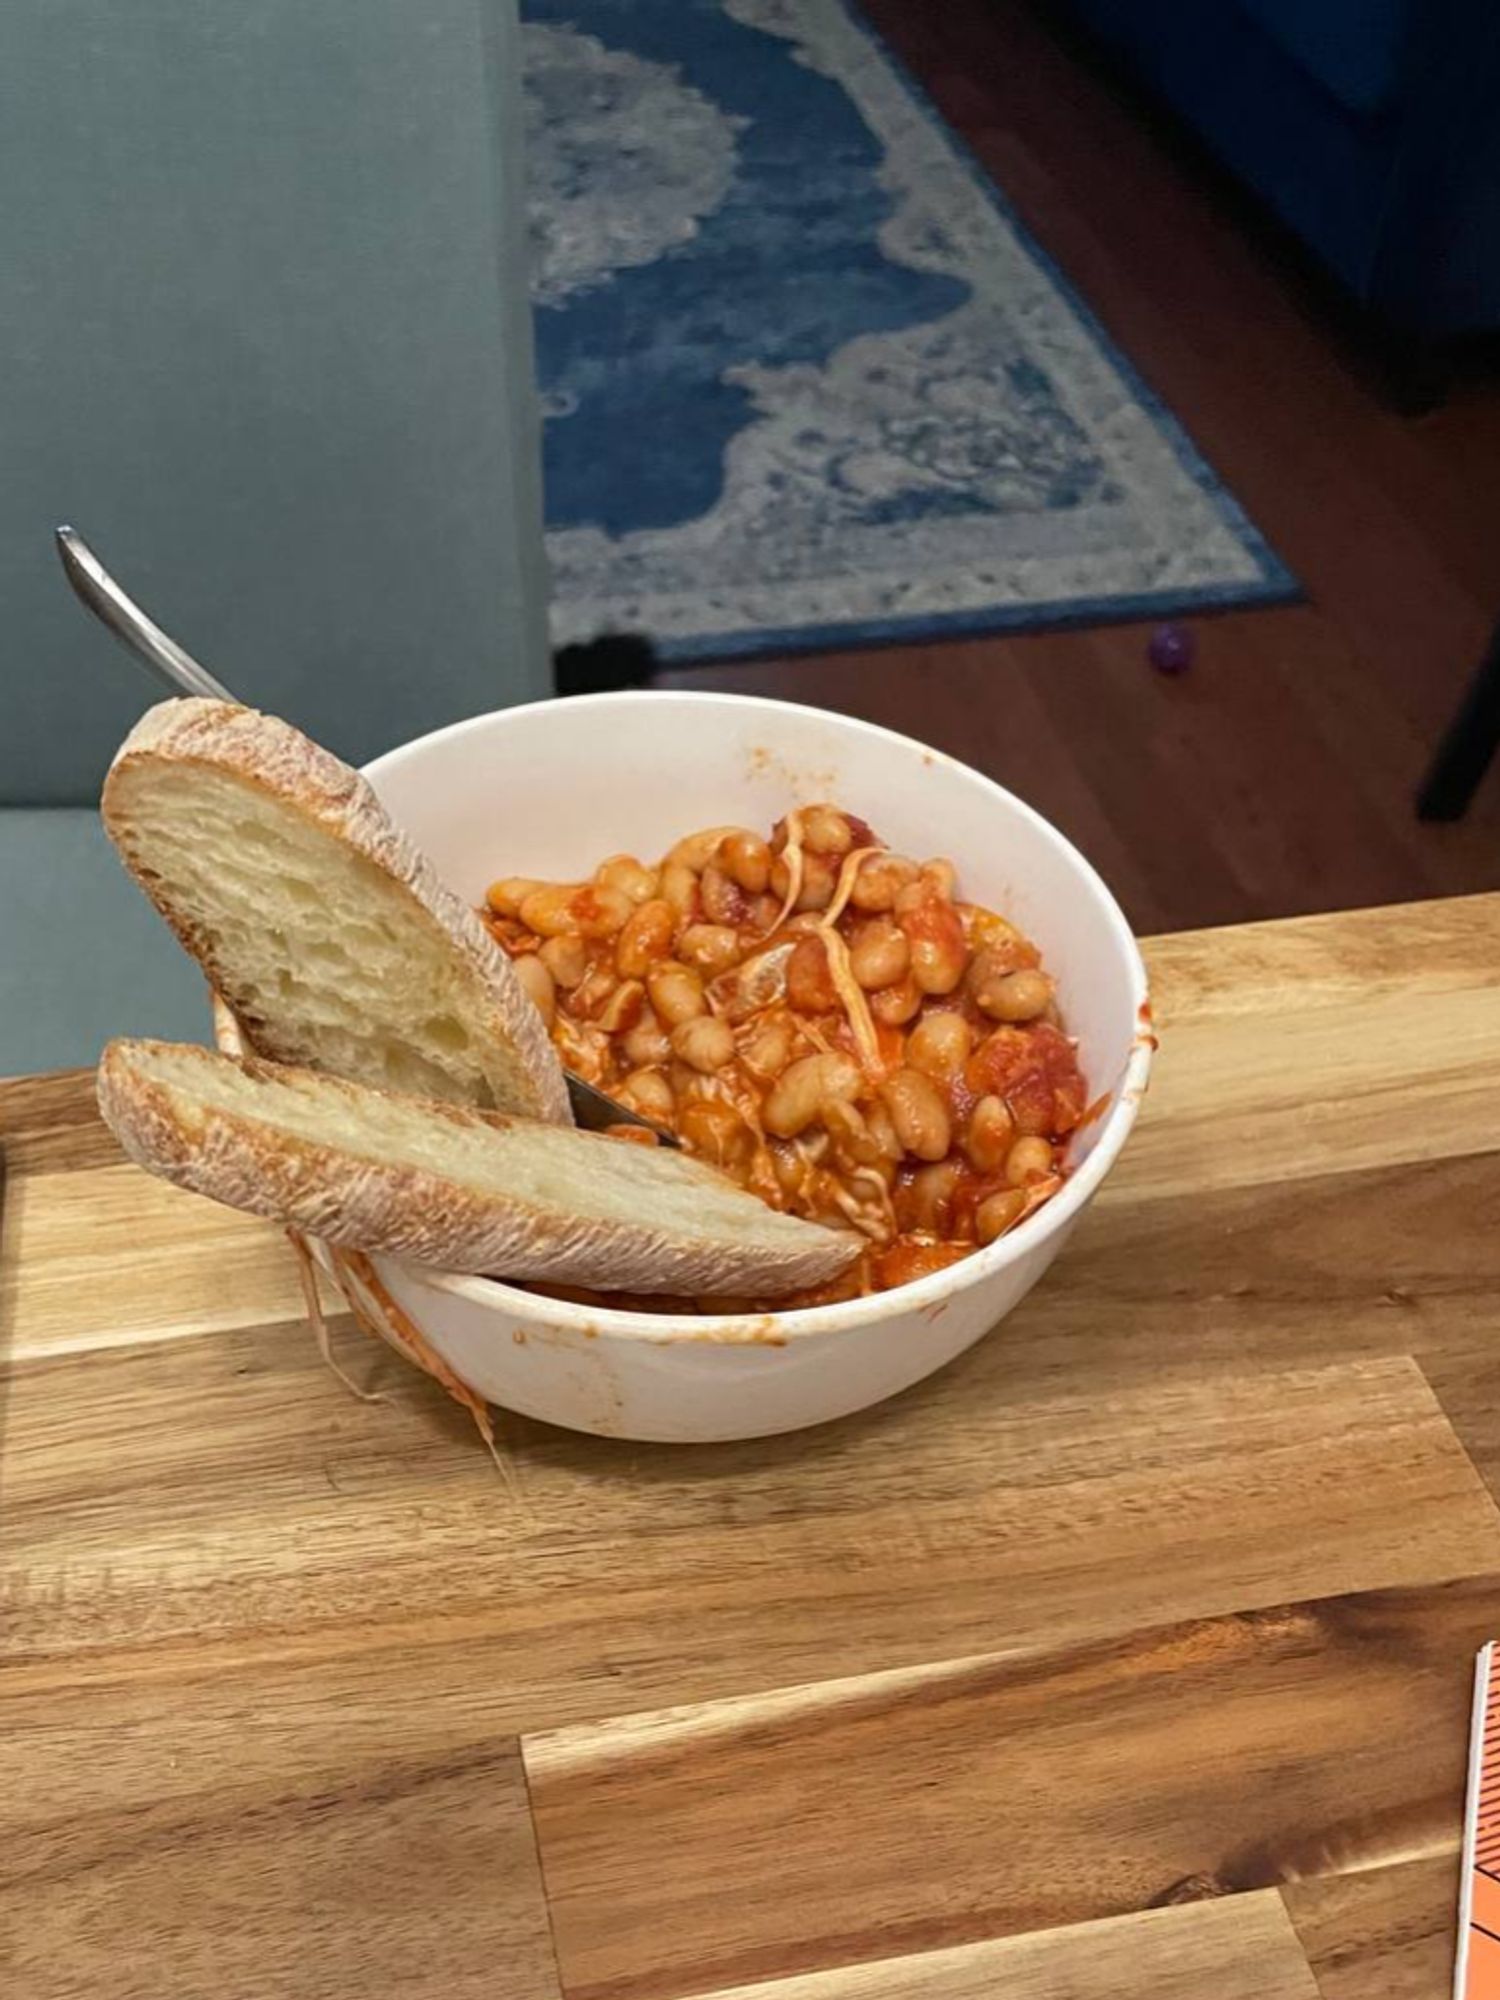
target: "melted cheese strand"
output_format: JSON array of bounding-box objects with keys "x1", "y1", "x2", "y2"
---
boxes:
[
  {"x1": 1015, "y1": 1173, "x2": 1065, "y2": 1226},
  {"x1": 824, "y1": 846, "x2": 879, "y2": 930},
  {"x1": 331, "y1": 1249, "x2": 522, "y2": 1495},
  {"x1": 849, "y1": 1165, "x2": 899, "y2": 1243},
  {"x1": 830, "y1": 1183, "x2": 889, "y2": 1242},
  {"x1": 767, "y1": 809, "x2": 806, "y2": 932},
  {"x1": 289, "y1": 1231, "x2": 387, "y2": 1403},
  {"x1": 818, "y1": 922, "x2": 884, "y2": 1080}
]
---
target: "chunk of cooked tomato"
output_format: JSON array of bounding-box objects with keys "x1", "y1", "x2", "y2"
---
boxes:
[
  {"x1": 871, "y1": 1239, "x2": 972, "y2": 1290},
  {"x1": 963, "y1": 1020, "x2": 1083, "y2": 1136}
]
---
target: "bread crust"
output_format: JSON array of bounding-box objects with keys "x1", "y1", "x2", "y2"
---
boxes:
[
  {"x1": 97, "y1": 1039, "x2": 860, "y2": 1298},
  {"x1": 102, "y1": 698, "x2": 571, "y2": 1124}
]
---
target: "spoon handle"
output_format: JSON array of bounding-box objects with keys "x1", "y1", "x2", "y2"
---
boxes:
[
  {"x1": 55, "y1": 526, "x2": 679, "y2": 1147},
  {"x1": 56, "y1": 525, "x2": 236, "y2": 704}
]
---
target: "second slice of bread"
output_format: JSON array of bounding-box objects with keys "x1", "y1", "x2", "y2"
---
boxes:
[
  {"x1": 98, "y1": 1039, "x2": 861, "y2": 1298},
  {"x1": 102, "y1": 699, "x2": 570, "y2": 1123}
]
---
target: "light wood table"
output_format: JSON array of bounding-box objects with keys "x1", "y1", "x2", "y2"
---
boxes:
[{"x1": 4, "y1": 895, "x2": 1500, "y2": 1999}]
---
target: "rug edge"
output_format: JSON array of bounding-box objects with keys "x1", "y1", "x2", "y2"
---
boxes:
[
  {"x1": 648, "y1": 570, "x2": 1304, "y2": 667},
  {"x1": 827, "y1": 0, "x2": 1298, "y2": 602}
]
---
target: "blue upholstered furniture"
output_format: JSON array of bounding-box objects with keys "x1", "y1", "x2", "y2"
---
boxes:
[
  {"x1": 1051, "y1": 0, "x2": 1500, "y2": 338},
  {"x1": 0, "y1": 0, "x2": 549, "y2": 1077}
]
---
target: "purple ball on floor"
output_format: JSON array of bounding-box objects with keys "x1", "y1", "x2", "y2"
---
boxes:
[{"x1": 1148, "y1": 622, "x2": 1195, "y2": 675}]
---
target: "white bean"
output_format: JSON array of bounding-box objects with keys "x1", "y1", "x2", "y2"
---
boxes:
[
  {"x1": 762, "y1": 1052, "x2": 861, "y2": 1138},
  {"x1": 519, "y1": 882, "x2": 631, "y2": 940},
  {"x1": 647, "y1": 961, "x2": 706, "y2": 1027},
  {"x1": 511, "y1": 953, "x2": 555, "y2": 1027},
  {"x1": 670, "y1": 1014, "x2": 735, "y2": 1073},
  {"x1": 538, "y1": 933, "x2": 589, "y2": 989},
  {"x1": 849, "y1": 918, "x2": 909, "y2": 991},
  {"x1": 906, "y1": 1010, "x2": 972, "y2": 1079},
  {"x1": 880, "y1": 1067, "x2": 952, "y2": 1162}
]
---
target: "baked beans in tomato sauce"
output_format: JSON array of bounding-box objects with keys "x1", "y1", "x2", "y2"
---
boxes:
[{"x1": 481, "y1": 806, "x2": 1087, "y2": 1311}]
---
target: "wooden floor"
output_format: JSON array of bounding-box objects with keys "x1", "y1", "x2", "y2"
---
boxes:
[{"x1": 659, "y1": 0, "x2": 1500, "y2": 937}]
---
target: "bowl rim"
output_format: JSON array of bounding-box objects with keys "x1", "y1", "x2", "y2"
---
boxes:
[{"x1": 365, "y1": 688, "x2": 1154, "y2": 1347}]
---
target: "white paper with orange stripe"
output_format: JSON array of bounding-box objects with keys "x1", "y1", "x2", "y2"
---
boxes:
[{"x1": 1458, "y1": 1644, "x2": 1500, "y2": 1998}]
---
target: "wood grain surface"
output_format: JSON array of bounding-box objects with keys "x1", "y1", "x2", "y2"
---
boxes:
[
  {"x1": 5, "y1": 1718, "x2": 558, "y2": 2000},
  {"x1": 680, "y1": 1895, "x2": 1323, "y2": 1999},
  {"x1": 3, "y1": 894, "x2": 1500, "y2": 1996},
  {"x1": 523, "y1": 1582, "x2": 1496, "y2": 1998},
  {"x1": 1284, "y1": 1856, "x2": 1462, "y2": 2000}
]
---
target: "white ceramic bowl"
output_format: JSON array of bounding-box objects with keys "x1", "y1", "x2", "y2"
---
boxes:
[{"x1": 339, "y1": 691, "x2": 1151, "y2": 1443}]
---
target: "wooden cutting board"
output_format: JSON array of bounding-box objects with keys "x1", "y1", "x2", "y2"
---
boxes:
[{"x1": 4, "y1": 893, "x2": 1500, "y2": 1999}]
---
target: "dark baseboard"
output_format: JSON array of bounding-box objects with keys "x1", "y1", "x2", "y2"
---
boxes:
[{"x1": 552, "y1": 633, "x2": 661, "y2": 697}]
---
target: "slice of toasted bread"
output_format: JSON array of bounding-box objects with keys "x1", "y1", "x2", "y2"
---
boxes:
[
  {"x1": 101, "y1": 698, "x2": 569, "y2": 1124},
  {"x1": 98, "y1": 1039, "x2": 860, "y2": 1297}
]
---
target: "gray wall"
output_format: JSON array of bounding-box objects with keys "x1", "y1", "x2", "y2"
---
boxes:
[{"x1": 0, "y1": 0, "x2": 550, "y2": 803}]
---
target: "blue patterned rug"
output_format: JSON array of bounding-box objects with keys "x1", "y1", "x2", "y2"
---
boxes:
[{"x1": 523, "y1": 0, "x2": 1295, "y2": 661}]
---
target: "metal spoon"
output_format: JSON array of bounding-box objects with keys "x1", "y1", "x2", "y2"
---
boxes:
[{"x1": 56, "y1": 524, "x2": 678, "y2": 1146}]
